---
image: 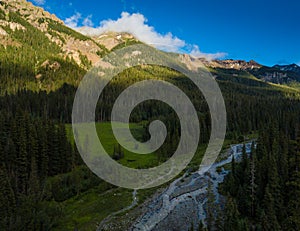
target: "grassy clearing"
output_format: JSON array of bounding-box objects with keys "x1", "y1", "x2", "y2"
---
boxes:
[
  {"x1": 66, "y1": 122, "x2": 158, "y2": 168},
  {"x1": 61, "y1": 122, "x2": 258, "y2": 229},
  {"x1": 55, "y1": 122, "x2": 160, "y2": 230},
  {"x1": 54, "y1": 185, "x2": 133, "y2": 231}
]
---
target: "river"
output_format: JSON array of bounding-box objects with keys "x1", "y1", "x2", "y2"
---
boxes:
[{"x1": 131, "y1": 142, "x2": 254, "y2": 231}]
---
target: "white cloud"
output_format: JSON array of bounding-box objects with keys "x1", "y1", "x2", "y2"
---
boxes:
[
  {"x1": 75, "y1": 12, "x2": 185, "y2": 52},
  {"x1": 82, "y1": 15, "x2": 94, "y2": 27},
  {"x1": 65, "y1": 12, "x2": 227, "y2": 60},
  {"x1": 33, "y1": 0, "x2": 46, "y2": 5},
  {"x1": 190, "y1": 45, "x2": 227, "y2": 61},
  {"x1": 65, "y1": 12, "x2": 81, "y2": 28}
]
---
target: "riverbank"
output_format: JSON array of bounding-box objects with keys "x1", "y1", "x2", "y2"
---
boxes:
[{"x1": 131, "y1": 142, "x2": 254, "y2": 231}]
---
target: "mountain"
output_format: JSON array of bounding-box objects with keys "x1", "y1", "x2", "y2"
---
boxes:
[
  {"x1": 1, "y1": 0, "x2": 300, "y2": 93},
  {"x1": 273, "y1": 63, "x2": 300, "y2": 74},
  {"x1": 203, "y1": 59, "x2": 262, "y2": 70},
  {"x1": 178, "y1": 55, "x2": 300, "y2": 85},
  {"x1": 1, "y1": 1, "x2": 300, "y2": 231},
  {"x1": 246, "y1": 64, "x2": 300, "y2": 84},
  {"x1": 199, "y1": 59, "x2": 300, "y2": 85},
  {"x1": 0, "y1": 0, "x2": 109, "y2": 64},
  {"x1": 0, "y1": 0, "x2": 143, "y2": 93}
]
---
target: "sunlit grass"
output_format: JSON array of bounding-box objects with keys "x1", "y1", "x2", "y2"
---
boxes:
[{"x1": 66, "y1": 122, "x2": 158, "y2": 169}]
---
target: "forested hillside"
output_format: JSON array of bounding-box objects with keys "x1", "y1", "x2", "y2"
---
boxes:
[
  {"x1": 219, "y1": 124, "x2": 300, "y2": 231},
  {"x1": 0, "y1": 0, "x2": 299, "y2": 230},
  {"x1": 1, "y1": 63, "x2": 300, "y2": 229}
]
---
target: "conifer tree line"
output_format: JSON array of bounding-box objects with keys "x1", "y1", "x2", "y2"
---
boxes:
[
  {"x1": 214, "y1": 122, "x2": 300, "y2": 231},
  {"x1": 0, "y1": 66, "x2": 300, "y2": 229},
  {"x1": 1, "y1": 18, "x2": 300, "y2": 228},
  {"x1": 0, "y1": 109, "x2": 109, "y2": 229},
  {"x1": 1, "y1": 2, "x2": 298, "y2": 229},
  {"x1": 0, "y1": 111, "x2": 74, "y2": 229}
]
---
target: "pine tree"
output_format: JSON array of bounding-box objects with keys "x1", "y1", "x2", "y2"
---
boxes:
[
  {"x1": 206, "y1": 180, "x2": 216, "y2": 231},
  {"x1": 28, "y1": 155, "x2": 40, "y2": 200},
  {"x1": 267, "y1": 152, "x2": 282, "y2": 220},
  {"x1": 16, "y1": 116, "x2": 28, "y2": 195},
  {"x1": 249, "y1": 142, "x2": 257, "y2": 218},
  {"x1": 47, "y1": 122, "x2": 60, "y2": 176},
  {"x1": 223, "y1": 196, "x2": 241, "y2": 231},
  {"x1": 58, "y1": 124, "x2": 72, "y2": 172},
  {"x1": 285, "y1": 135, "x2": 300, "y2": 230},
  {"x1": 262, "y1": 185, "x2": 280, "y2": 230},
  {"x1": 0, "y1": 164, "x2": 15, "y2": 230},
  {"x1": 36, "y1": 120, "x2": 48, "y2": 181}
]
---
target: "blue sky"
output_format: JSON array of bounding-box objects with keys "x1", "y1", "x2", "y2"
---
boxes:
[{"x1": 30, "y1": 0, "x2": 300, "y2": 66}]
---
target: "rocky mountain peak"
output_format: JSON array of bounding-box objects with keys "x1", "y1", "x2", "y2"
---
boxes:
[
  {"x1": 212, "y1": 59, "x2": 262, "y2": 70},
  {"x1": 273, "y1": 63, "x2": 300, "y2": 74},
  {"x1": 1, "y1": 0, "x2": 63, "y2": 25},
  {"x1": 0, "y1": 0, "x2": 108, "y2": 67}
]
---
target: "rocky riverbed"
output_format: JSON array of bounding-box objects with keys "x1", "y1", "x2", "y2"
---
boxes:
[{"x1": 131, "y1": 142, "x2": 254, "y2": 231}]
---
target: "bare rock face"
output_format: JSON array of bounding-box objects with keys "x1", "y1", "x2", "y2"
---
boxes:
[
  {"x1": 0, "y1": 0, "x2": 143, "y2": 68},
  {"x1": 213, "y1": 59, "x2": 261, "y2": 70},
  {"x1": 273, "y1": 63, "x2": 300, "y2": 74},
  {"x1": 0, "y1": 0, "x2": 107, "y2": 67},
  {"x1": 0, "y1": 26, "x2": 7, "y2": 36},
  {"x1": 178, "y1": 53, "x2": 262, "y2": 73},
  {"x1": 1, "y1": 0, "x2": 63, "y2": 25},
  {"x1": 199, "y1": 59, "x2": 262, "y2": 70},
  {"x1": 0, "y1": 0, "x2": 265, "y2": 74},
  {"x1": 41, "y1": 60, "x2": 61, "y2": 71},
  {"x1": 91, "y1": 31, "x2": 138, "y2": 50}
]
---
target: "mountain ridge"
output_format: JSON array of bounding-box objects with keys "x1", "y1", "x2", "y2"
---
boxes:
[
  {"x1": 4, "y1": 0, "x2": 299, "y2": 69},
  {"x1": 0, "y1": 0, "x2": 299, "y2": 93}
]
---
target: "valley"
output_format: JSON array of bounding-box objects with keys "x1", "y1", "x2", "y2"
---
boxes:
[{"x1": 0, "y1": 1, "x2": 299, "y2": 231}]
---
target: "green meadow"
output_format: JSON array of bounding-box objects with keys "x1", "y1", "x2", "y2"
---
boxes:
[
  {"x1": 59, "y1": 122, "x2": 239, "y2": 230},
  {"x1": 66, "y1": 122, "x2": 158, "y2": 169}
]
